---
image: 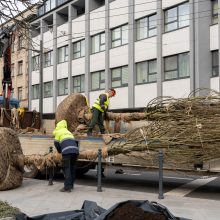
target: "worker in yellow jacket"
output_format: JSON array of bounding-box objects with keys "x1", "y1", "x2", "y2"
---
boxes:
[
  {"x1": 87, "y1": 89, "x2": 116, "y2": 135},
  {"x1": 53, "y1": 120, "x2": 79, "y2": 192}
]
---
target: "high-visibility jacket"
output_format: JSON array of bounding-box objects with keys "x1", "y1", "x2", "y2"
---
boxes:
[
  {"x1": 53, "y1": 120, "x2": 79, "y2": 155},
  {"x1": 93, "y1": 93, "x2": 109, "y2": 113}
]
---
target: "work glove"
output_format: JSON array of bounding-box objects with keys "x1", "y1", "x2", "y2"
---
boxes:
[{"x1": 101, "y1": 105, "x2": 106, "y2": 111}]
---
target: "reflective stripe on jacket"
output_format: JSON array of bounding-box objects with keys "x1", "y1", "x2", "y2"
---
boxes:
[
  {"x1": 92, "y1": 93, "x2": 109, "y2": 112},
  {"x1": 53, "y1": 120, "x2": 79, "y2": 155}
]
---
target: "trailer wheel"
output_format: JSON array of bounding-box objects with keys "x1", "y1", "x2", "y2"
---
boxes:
[{"x1": 23, "y1": 163, "x2": 39, "y2": 178}]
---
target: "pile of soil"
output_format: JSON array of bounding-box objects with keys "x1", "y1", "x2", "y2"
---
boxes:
[
  {"x1": 0, "y1": 128, "x2": 24, "y2": 190},
  {"x1": 0, "y1": 201, "x2": 20, "y2": 218},
  {"x1": 106, "y1": 202, "x2": 167, "y2": 220}
]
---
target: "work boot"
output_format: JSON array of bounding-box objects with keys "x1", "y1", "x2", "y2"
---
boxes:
[{"x1": 59, "y1": 187, "x2": 72, "y2": 192}]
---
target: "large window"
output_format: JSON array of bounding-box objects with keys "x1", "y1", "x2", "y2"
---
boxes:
[
  {"x1": 44, "y1": 81, "x2": 53, "y2": 98},
  {"x1": 92, "y1": 33, "x2": 105, "y2": 53},
  {"x1": 32, "y1": 55, "x2": 40, "y2": 71},
  {"x1": 18, "y1": 61, "x2": 23, "y2": 75},
  {"x1": 18, "y1": 87, "x2": 22, "y2": 100},
  {"x1": 18, "y1": 35, "x2": 24, "y2": 50},
  {"x1": 44, "y1": 51, "x2": 53, "y2": 67},
  {"x1": 58, "y1": 78, "x2": 68, "y2": 96},
  {"x1": 164, "y1": 53, "x2": 189, "y2": 80},
  {"x1": 136, "y1": 60, "x2": 157, "y2": 84},
  {"x1": 212, "y1": 0, "x2": 218, "y2": 24},
  {"x1": 45, "y1": 0, "x2": 56, "y2": 12},
  {"x1": 91, "y1": 71, "x2": 105, "y2": 91},
  {"x1": 164, "y1": 2, "x2": 189, "y2": 32},
  {"x1": 32, "y1": 84, "x2": 39, "y2": 99},
  {"x1": 58, "y1": 45, "x2": 68, "y2": 63},
  {"x1": 112, "y1": 24, "x2": 128, "y2": 48},
  {"x1": 212, "y1": 50, "x2": 219, "y2": 77},
  {"x1": 73, "y1": 40, "x2": 85, "y2": 59},
  {"x1": 73, "y1": 75, "x2": 85, "y2": 93},
  {"x1": 111, "y1": 66, "x2": 128, "y2": 88},
  {"x1": 137, "y1": 14, "x2": 157, "y2": 40}
]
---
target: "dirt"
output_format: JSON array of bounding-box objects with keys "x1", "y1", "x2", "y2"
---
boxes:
[
  {"x1": 105, "y1": 202, "x2": 167, "y2": 220},
  {"x1": 0, "y1": 201, "x2": 20, "y2": 218}
]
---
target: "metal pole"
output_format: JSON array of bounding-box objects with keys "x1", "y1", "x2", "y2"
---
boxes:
[
  {"x1": 48, "y1": 146, "x2": 53, "y2": 186},
  {"x1": 158, "y1": 150, "x2": 164, "y2": 199},
  {"x1": 39, "y1": 39, "x2": 43, "y2": 122},
  {"x1": 97, "y1": 148, "x2": 102, "y2": 192}
]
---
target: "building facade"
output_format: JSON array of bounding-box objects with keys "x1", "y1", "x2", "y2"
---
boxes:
[{"x1": 29, "y1": 0, "x2": 220, "y2": 115}]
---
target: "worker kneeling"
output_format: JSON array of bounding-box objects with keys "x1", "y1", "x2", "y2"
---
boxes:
[{"x1": 53, "y1": 120, "x2": 79, "y2": 192}]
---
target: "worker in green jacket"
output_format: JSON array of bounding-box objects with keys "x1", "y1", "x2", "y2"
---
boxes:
[
  {"x1": 87, "y1": 88, "x2": 116, "y2": 135},
  {"x1": 53, "y1": 120, "x2": 79, "y2": 192}
]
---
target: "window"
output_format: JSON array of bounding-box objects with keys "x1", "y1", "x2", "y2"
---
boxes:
[
  {"x1": 58, "y1": 45, "x2": 68, "y2": 63},
  {"x1": 137, "y1": 14, "x2": 157, "y2": 40},
  {"x1": 11, "y1": 64, "x2": 15, "y2": 77},
  {"x1": 18, "y1": 61, "x2": 23, "y2": 75},
  {"x1": 32, "y1": 55, "x2": 40, "y2": 71},
  {"x1": 11, "y1": 41, "x2": 15, "y2": 52},
  {"x1": 212, "y1": 50, "x2": 219, "y2": 77},
  {"x1": 212, "y1": 0, "x2": 218, "y2": 24},
  {"x1": 164, "y1": 2, "x2": 189, "y2": 32},
  {"x1": 44, "y1": 51, "x2": 53, "y2": 67},
  {"x1": 92, "y1": 33, "x2": 105, "y2": 53},
  {"x1": 32, "y1": 84, "x2": 39, "y2": 99},
  {"x1": 58, "y1": 78, "x2": 68, "y2": 96},
  {"x1": 73, "y1": 75, "x2": 85, "y2": 93},
  {"x1": 111, "y1": 66, "x2": 128, "y2": 88},
  {"x1": 91, "y1": 71, "x2": 105, "y2": 91},
  {"x1": 112, "y1": 24, "x2": 128, "y2": 48},
  {"x1": 18, "y1": 35, "x2": 24, "y2": 50},
  {"x1": 73, "y1": 40, "x2": 85, "y2": 59},
  {"x1": 164, "y1": 53, "x2": 190, "y2": 80},
  {"x1": 44, "y1": 81, "x2": 53, "y2": 98},
  {"x1": 38, "y1": 5, "x2": 44, "y2": 16},
  {"x1": 136, "y1": 60, "x2": 157, "y2": 84},
  {"x1": 18, "y1": 87, "x2": 22, "y2": 100},
  {"x1": 57, "y1": 0, "x2": 67, "y2": 6}
]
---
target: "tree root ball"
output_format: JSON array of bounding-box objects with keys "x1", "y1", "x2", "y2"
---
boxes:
[
  {"x1": 55, "y1": 93, "x2": 89, "y2": 132},
  {"x1": 0, "y1": 128, "x2": 24, "y2": 191}
]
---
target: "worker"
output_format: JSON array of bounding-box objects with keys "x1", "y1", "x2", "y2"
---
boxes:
[
  {"x1": 87, "y1": 88, "x2": 116, "y2": 135},
  {"x1": 53, "y1": 120, "x2": 79, "y2": 192}
]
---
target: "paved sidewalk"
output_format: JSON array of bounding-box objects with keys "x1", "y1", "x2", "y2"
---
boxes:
[{"x1": 0, "y1": 178, "x2": 220, "y2": 220}]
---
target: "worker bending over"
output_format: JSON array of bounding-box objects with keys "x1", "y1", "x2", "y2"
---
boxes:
[
  {"x1": 53, "y1": 120, "x2": 79, "y2": 192},
  {"x1": 87, "y1": 88, "x2": 116, "y2": 135}
]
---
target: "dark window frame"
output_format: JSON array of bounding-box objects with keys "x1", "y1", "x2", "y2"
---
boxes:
[
  {"x1": 32, "y1": 55, "x2": 40, "y2": 71},
  {"x1": 18, "y1": 87, "x2": 23, "y2": 100},
  {"x1": 164, "y1": 52, "x2": 190, "y2": 81},
  {"x1": 73, "y1": 74, "x2": 85, "y2": 93},
  {"x1": 212, "y1": 50, "x2": 219, "y2": 77},
  {"x1": 111, "y1": 24, "x2": 128, "y2": 48},
  {"x1": 44, "y1": 50, "x2": 53, "y2": 67},
  {"x1": 73, "y1": 39, "x2": 85, "y2": 59},
  {"x1": 111, "y1": 66, "x2": 128, "y2": 88},
  {"x1": 91, "y1": 32, "x2": 105, "y2": 54},
  {"x1": 43, "y1": 81, "x2": 53, "y2": 98},
  {"x1": 91, "y1": 70, "x2": 105, "y2": 91},
  {"x1": 212, "y1": 0, "x2": 218, "y2": 24},
  {"x1": 58, "y1": 45, "x2": 68, "y2": 63},
  {"x1": 58, "y1": 78, "x2": 68, "y2": 96},
  {"x1": 18, "y1": 61, "x2": 23, "y2": 75},
  {"x1": 32, "y1": 84, "x2": 40, "y2": 100}
]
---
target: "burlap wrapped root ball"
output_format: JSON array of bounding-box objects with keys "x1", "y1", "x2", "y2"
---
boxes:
[
  {"x1": 55, "y1": 93, "x2": 91, "y2": 132},
  {"x1": 0, "y1": 128, "x2": 24, "y2": 191}
]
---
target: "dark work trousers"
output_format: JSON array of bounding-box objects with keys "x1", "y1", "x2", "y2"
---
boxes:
[
  {"x1": 62, "y1": 153, "x2": 78, "y2": 190},
  {"x1": 88, "y1": 108, "x2": 105, "y2": 134}
]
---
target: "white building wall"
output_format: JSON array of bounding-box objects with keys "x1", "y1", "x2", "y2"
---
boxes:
[
  {"x1": 210, "y1": 25, "x2": 219, "y2": 51},
  {"x1": 90, "y1": 6, "x2": 105, "y2": 36},
  {"x1": 43, "y1": 31, "x2": 53, "y2": 50},
  {"x1": 135, "y1": 83, "x2": 157, "y2": 107},
  {"x1": 72, "y1": 15, "x2": 85, "y2": 42},
  {"x1": 89, "y1": 90, "x2": 105, "y2": 108},
  {"x1": 163, "y1": 27, "x2": 190, "y2": 57},
  {"x1": 57, "y1": 62, "x2": 68, "y2": 79},
  {"x1": 135, "y1": 37, "x2": 157, "y2": 62},
  {"x1": 57, "y1": 23, "x2": 69, "y2": 48},
  {"x1": 31, "y1": 100, "x2": 39, "y2": 111},
  {"x1": 110, "y1": 45, "x2": 128, "y2": 68},
  {"x1": 163, "y1": 78, "x2": 191, "y2": 98},
  {"x1": 162, "y1": 0, "x2": 187, "y2": 9},
  {"x1": 210, "y1": 77, "x2": 219, "y2": 91},
  {"x1": 43, "y1": 97, "x2": 53, "y2": 113},
  {"x1": 72, "y1": 58, "x2": 85, "y2": 76},
  {"x1": 90, "y1": 52, "x2": 105, "y2": 72},
  {"x1": 43, "y1": 66, "x2": 53, "y2": 82},
  {"x1": 135, "y1": 0, "x2": 156, "y2": 20},
  {"x1": 109, "y1": 87, "x2": 128, "y2": 109},
  {"x1": 31, "y1": 70, "x2": 39, "y2": 84},
  {"x1": 110, "y1": 0, "x2": 128, "y2": 29}
]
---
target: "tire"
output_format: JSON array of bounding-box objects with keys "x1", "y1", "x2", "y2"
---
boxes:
[
  {"x1": 76, "y1": 162, "x2": 95, "y2": 177},
  {"x1": 23, "y1": 163, "x2": 39, "y2": 178}
]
